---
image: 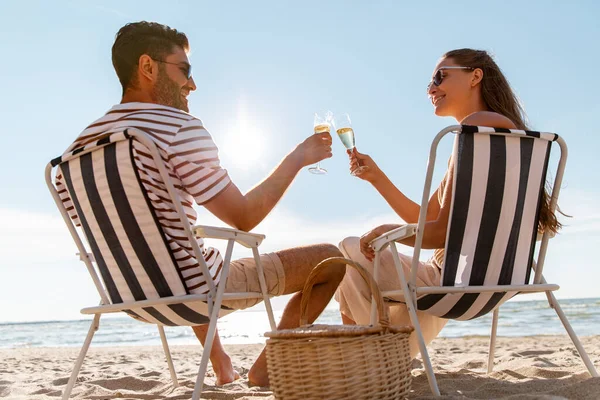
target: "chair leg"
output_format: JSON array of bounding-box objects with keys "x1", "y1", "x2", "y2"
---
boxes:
[
  {"x1": 157, "y1": 325, "x2": 178, "y2": 388},
  {"x1": 191, "y1": 316, "x2": 218, "y2": 400},
  {"x1": 407, "y1": 303, "x2": 441, "y2": 396},
  {"x1": 62, "y1": 314, "x2": 101, "y2": 400},
  {"x1": 369, "y1": 251, "x2": 382, "y2": 326},
  {"x1": 192, "y1": 239, "x2": 238, "y2": 399},
  {"x1": 487, "y1": 308, "x2": 499, "y2": 374},
  {"x1": 192, "y1": 267, "x2": 228, "y2": 400},
  {"x1": 547, "y1": 292, "x2": 599, "y2": 377},
  {"x1": 389, "y1": 244, "x2": 441, "y2": 396},
  {"x1": 252, "y1": 246, "x2": 277, "y2": 331}
]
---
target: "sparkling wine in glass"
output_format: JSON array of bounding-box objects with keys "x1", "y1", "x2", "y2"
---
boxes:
[
  {"x1": 308, "y1": 111, "x2": 332, "y2": 174},
  {"x1": 334, "y1": 113, "x2": 368, "y2": 176}
]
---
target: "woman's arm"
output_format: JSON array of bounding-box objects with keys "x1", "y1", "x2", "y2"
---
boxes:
[
  {"x1": 359, "y1": 161, "x2": 453, "y2": 261},
  {"x1": 349, "y1": 148, "x2": 442, "y2": 223}
]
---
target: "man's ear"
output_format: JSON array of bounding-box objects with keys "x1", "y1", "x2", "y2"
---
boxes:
[
  {"x1": 138, "y1": 54, "x2": 156, "y2": 83},
  {"x1": 471, "y1": 68, "x2": 484, "y2": 87}
]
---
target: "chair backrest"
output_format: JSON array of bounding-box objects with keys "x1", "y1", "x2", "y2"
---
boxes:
[
  {"x1": 47, "y1": 130, "x2": 223, "y2": 326},
  {"x1": 417, "y1": 125, "x2": 562, "y2": 320}
]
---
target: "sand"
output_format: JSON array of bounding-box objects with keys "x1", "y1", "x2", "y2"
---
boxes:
[{"x1": 1, "y1": 335, "x2": 599, "y2": 399}]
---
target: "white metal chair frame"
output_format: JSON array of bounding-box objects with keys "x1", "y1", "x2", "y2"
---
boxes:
[
  {"x1": 368, "y1": 125, "x2": 599, "y2": 396},
  {"x1": 45, "y1": 128, "x2": 277, "y2": 400}
]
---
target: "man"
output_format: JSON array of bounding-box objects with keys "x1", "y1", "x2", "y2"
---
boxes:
[{"x1": 56, "y1": 21, "x2": 345, "y2": 387}]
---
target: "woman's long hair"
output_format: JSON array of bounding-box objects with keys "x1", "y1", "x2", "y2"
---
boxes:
[{"x1": 443, "y1": 48, "x2": 562, "y2": 233}]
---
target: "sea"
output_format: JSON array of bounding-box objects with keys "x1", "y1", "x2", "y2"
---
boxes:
[{"x1": 1, "y1": 297, "x2": 598, "y2": 349}]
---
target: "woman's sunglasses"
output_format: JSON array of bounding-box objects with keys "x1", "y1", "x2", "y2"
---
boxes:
[
  {"x1": 427, "y1": 66, "x2": 474, "y2": 93},
  {"x1": 154, "y1": 59, "x2": 193, "y2": 80}
]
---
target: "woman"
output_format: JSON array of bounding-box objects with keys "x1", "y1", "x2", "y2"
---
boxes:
[{"x1": 335, "y1": 48, "x2": 561, "y2": 357}]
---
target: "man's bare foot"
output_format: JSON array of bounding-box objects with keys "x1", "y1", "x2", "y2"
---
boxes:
[
  {"x1": 247, "y1": 367, "x2": 269, "y2": 387},
  {"x1": 212, "y1": 354, "x2": 240, "y2": 385},
  {"x1": 247, "y1": 351, "x2": 269, "y2": 387},
  {"x1": 215, "y1": 368, "x2": 240, "y2": 386}
]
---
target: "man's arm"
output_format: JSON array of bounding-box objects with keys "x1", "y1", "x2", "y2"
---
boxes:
[{"x1": 204, "y1": 132, "x2": 332, "y2": 232}]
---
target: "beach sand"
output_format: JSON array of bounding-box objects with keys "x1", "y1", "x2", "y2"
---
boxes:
[{"x1": 1, "y1": 335, "x2": 598, "y2": 399}]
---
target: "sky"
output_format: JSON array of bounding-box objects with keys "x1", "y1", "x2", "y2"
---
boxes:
[{"x1": 0, "y1": 0, "x2": 598, "y2": 323}]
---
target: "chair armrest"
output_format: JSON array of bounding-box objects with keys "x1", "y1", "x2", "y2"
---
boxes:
[
  {"x1": 370, "y1": 224, "x2": 417, "y2": 252},
  {"x1": 193, "y1": 225, "x2": 266, "y2": 248}
]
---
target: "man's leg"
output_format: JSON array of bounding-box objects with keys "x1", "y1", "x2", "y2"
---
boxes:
[
  {"x1": 248, "y1": 243, "x2": 346, "y2": 386},
  {"x1": 192, "y1": 325, "x2": 240, "y2": 385}
]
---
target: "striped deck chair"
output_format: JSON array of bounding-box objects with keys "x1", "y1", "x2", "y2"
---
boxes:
[
  {"x1": 368, "y1": 125, "x2": 599, "y2": 396},
  {"x1": 45, "y1": 128, "x2": 277, "y2": 400}
]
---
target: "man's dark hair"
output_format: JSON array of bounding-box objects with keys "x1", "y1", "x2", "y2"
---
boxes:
[{"x1": 112, "y1": 21, "x2": 189, "y2": 93}]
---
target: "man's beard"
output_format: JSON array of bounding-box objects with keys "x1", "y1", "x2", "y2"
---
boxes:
[{"x1": 152, "y1": 67, "x2": 188, "y2": 112}]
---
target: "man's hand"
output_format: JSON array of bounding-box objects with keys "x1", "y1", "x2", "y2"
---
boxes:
[
  {"x1": 348, "y1": 148, "x2": 383, "y2": 183},
  {"x1": 291, "y1": 132, "x2": 333, "y2": 168},
  {"x1": 359, "y1": 223, "x2": 401, "y2": 261}
]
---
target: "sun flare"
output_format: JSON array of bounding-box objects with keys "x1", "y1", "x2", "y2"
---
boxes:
[{"x1": 221, "y1": 102, "x2": 268, "y2": 170}]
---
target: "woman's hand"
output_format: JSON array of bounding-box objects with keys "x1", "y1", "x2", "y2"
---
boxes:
[
  {"x1": 348, "y1": 148, "x2": 382, "y2": 183},
  {"x1": 359, "y1": 224, "x2": 401, "y2": 261}
]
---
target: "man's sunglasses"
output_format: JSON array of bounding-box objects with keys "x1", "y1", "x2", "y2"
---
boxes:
[
  {"x1": 427, "y1": 66, "x2": 474, "y2": 93},
  {"x1": 154, "y1": 59, "x2": 193, "y2": 80}
]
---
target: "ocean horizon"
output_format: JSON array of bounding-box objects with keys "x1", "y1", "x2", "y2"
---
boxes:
[{"x1": 1, "y1": 297, "x2": 598, "y2": 349}]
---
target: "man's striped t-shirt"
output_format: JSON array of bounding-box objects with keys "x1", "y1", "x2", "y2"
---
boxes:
[{"x1": 55, "y1": 102, "x2": 232, "y2": 294}]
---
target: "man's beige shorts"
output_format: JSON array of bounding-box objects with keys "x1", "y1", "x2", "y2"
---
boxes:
[{"x1": 221, "y1": 252, "x2": 286, "y2": 310}]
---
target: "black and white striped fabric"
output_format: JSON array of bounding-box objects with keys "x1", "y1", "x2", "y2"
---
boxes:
[
  {"x1": 52, "y1": 130, "x2": 233, "y2": 326},
  {"x1": 417, "y1": 125, "x2": 556, "y2": 320}
]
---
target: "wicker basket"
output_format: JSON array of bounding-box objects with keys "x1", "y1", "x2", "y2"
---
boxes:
[{"x1": 265, "y1": 257, "x2": 413, "y2": 400}]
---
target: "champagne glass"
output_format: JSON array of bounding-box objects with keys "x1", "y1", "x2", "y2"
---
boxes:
[
  {"x1": 308, "y1": 111, "x2": 332, "y2": 174},
  {"x1": 333, "y1": 113, "x2": 368, "y2": 176}
]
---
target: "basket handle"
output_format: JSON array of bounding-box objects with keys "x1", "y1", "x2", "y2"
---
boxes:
[{"x1": 299, "y1": 256, "x2": 390, "y2": 328}]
